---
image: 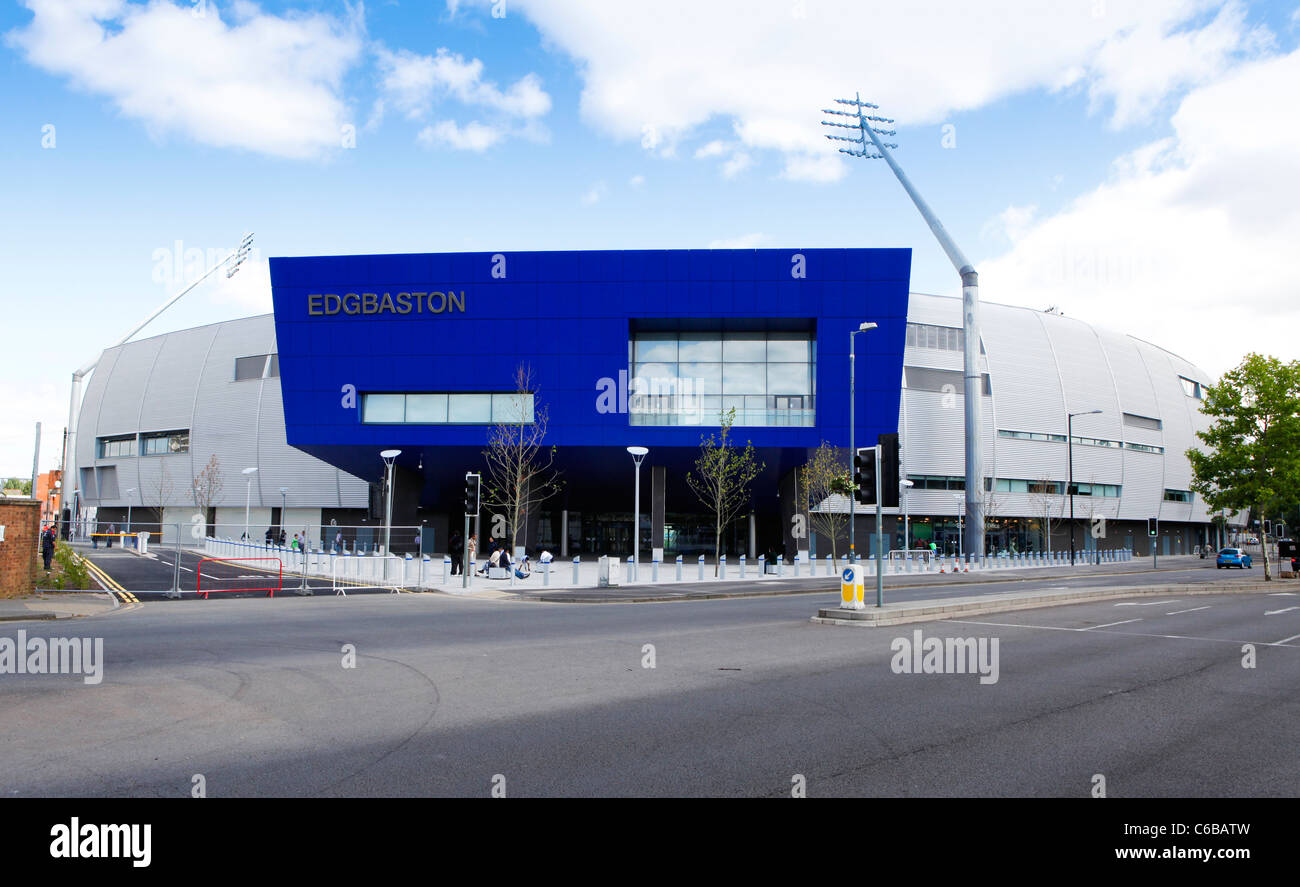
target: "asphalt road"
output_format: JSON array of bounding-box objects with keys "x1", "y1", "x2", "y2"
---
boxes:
[{"x1": 2, "y1": 580, "x2": 1297, "y2": 796}]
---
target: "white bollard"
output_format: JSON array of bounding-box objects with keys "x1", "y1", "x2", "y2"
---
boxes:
[
  {"x1": 572, "y1": 556, "x2": 580, "y2": 585},
  {"x1": 719, "y1": 554, "x2": 727, "y2": 579},
  {"x1": 739, "y1": 554, "x2": 746, "y2": 578},
  {"x1": 676, "y1": 554, "x2": 683, "y2": 581},
  {"x1": 698, "y1": 555, "x2": 705, "y2": 581},
  {"x1": 777, "y1": 555, "x2": 784, "y2": 578},
  {"x1": 826, "y1": 554, "x2": 834, "y2": 576},
  {"x1": 652, "y1": 559, "x2": 659, "y2": 582}
]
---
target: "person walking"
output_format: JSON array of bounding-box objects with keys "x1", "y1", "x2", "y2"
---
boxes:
[
  {"x1": 106, "y1": 522, "x2": 116, "y2": 548},
  {"x1": 467, "y1": 533, "x2": 478, "y2": 574},
  {"x1": 41, "y1": 525, "x2": 56, "y2": 571},
  {"x1": 449, "y1": 531, "x2": 464, "y2": 575}
]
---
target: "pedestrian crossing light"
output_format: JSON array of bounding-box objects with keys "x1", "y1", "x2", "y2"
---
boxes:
[
  {"x1": 854, "y1": 447, "x2": 877, "y2": 506},
  {"x1": 464, "y1": 472, "x2": 480, "y2": 516},
  {"x1": 1148, "y1": 517, "x2": 1158, "y2": 537}
]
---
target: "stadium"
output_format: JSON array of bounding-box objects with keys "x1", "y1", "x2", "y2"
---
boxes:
[{"x1": 69, "y1": 248, "x2": 1226, "y2": 562}]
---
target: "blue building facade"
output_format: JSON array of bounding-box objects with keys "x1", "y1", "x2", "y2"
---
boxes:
[{"x1": 269, "y1": 248, "x2": 909, "y2": 557}]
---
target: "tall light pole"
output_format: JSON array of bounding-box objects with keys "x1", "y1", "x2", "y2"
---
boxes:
[
  {"x1": 849, "y1": 321, "x2": 877, "y2": 563},
  {"x1": 279, "y1": 487, "x2": 288, "y2": 547},
  {"x1": 1067, "y1": 409, "x2": 1102, "y2": 566},
  {"x1": 58, "y1": 232, "x2": 253, "y2": 542},
  {"x1": 627, "y1": 447, "x2": 648, "y2": 576},
  {"x1": 124, "y1": 488, "x2": 136, "y2": 535},
  {"x1": 381, "y1": 450, "x2": 401, "y2": 558},
  {"x1": 241, "y1": 467, "x2": 258, "y2": 540},
  {"x1": 824, "y1": 95, "x2": 983, "y2": 563}
]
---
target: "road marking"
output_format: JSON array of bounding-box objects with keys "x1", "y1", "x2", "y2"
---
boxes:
[
  {"x1": 1265, "y1": 607, "x2": 1300, "y2": 616},
  {"x1": 946, "y1": 619, "x2": 1300, "y2": 648},
  {"x1": 1268, "y1": 592, "x2": 1297, "y2": 596},
  {"x1": 1085, "y1": 619, "x2": 1143, "y2": 630},
  {"x1": 1274, "y1": 633, "x2": 1300, "y2": 646},
  {"x1": 1166, "y1": 606, "x2": 1211, "y2": 615},
  {"x1": 1114, "y1": 600, "x2": 1179, "y2": 607}
]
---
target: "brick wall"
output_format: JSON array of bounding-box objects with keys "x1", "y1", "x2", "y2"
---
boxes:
[{"x1": 0, "y1": 499, "x2": 41, "y2": 599}]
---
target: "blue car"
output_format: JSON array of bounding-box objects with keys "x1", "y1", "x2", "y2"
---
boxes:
[{"x1": 1217, "y1": 548, "x2": 1253, "y2": 569}]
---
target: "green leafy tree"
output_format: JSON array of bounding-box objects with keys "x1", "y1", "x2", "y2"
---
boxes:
[
  {"x1": 799, "y1": 441, "x2": 852, "y2": 568},
  {"x1": 3, "y1": 477, "x2": 32, "y2": 495},
  {"x1": 1187, "y1": 353, "x2": 1300, "y2": 581},
  {"x1": 687, "y1": 408, "x2": 764, "y2": 575}
]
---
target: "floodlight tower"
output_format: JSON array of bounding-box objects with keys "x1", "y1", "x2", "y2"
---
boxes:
[{"x1": 822, "y1": 95, "x2": 984, "y2": 561}]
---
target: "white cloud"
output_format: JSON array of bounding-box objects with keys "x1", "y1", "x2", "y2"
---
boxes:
[
  {"x1": 982, "y1": 204, "x2": 1038, "y2": 245},
  {"x1": 377, "y1": 46, "x2": 552, "y2": 150},
  {"x1": 694, "y1": 140, "x2": 728, "y2": 159},
  {"x1": 721, "y1": 152, "x2": 752, "y2": 179},
  {"x1": 628, "y1": 174, "x2": 645, "y2": 188},
  {"x1": 708, "y1": 233, "x2": 767, "y2": 249},
  {"x1": 485, "y1": 0, "x2": 1266, "y2": 179},
  {"x1": 580, "y1": 180, "x2": 608, "y2": 205},
  {"x1": 7, "y1": 0, "x2": 365, "y2": 160},
  {"x1": 417, "y1": 120, "x2": 503, "y2": 151},
  {"x1": 980, "y1": 46, "x2": 1300, "y2": 379}
]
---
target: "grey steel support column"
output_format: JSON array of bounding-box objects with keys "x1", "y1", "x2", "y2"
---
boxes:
[
  {"x1": 748, "y1": 512, "x2": 756, "y2": 560},
  {"x1": 960, "y1": 268, "x2": 983, "y2": 560},
  {"x1": 651, "y1": 465, "x2": 666, "y2": 563},
  {"x1": 560, "y1": 509, "x2": 568, "y2": 558}
]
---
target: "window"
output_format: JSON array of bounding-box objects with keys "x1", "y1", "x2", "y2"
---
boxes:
[
  {"x1": 1164, "y1": 489, "x2": 1192, "y2": 503},
  {"x1": 995, "y1": 478, "x2": 1065, "y2": 495},
  {"x1": 998, "y1": 429, "x2": 1067, "y2": 443},
  {"x1": 97, "y1": 435, "x2": 135, "y2": 458},
  {"x1": 1122, "y1": 412, "x2": 1162, "y2": 431},
  {"x1": 905, "y1": 367, "x2": 992, "y2": 395},
  {"x1": 1072, "y1": 482, "x2": 1121, "y2": 497},
  {"x1": 906, "y1": 322, "x2": 964, "y2": 352},
  {"x1": 1124, "y1": 441, "x2": 1165, "y2": 454},
  {"x1": 1178, "y1": 375, "x2": 1203, "y2": 399},
  {"x1": 235, "y1": 354, "x2": 278, "y2": 381},
  {"x1": 361, "y1": 392, "x2": 535, "y2": 424},
  {"x1": 906, "y1": 475, "x2": 967, "y2": 491},
  {"x1": 1070, "y1": 435, "x2": 1122, "y2": 449},
  {"x1": 629, "y1": 330, "x2": 815, "y2": 426},
  {"x1": 141, "y1": 430, "x2": 190, "y2": 455}
]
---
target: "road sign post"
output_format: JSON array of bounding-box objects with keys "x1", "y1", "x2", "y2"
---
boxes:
[{"x1": 1148, "y1": 517, "x2": 1158, "y2": 569}]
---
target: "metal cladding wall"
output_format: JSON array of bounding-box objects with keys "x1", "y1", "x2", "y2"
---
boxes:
[
  {"x1": 269, "y1": 248, "x2": 911, "y2": 502},
  {"x1": 75, "y1": 316, "x2": 368, "y2": 512}
]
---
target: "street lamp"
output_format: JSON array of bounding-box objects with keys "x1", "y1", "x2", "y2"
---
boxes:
[
  {"x1": 952, "y1": 493, "x2": 965, "y2": 560},
  {"x1": 380, "y1": 450, "x2": 401, "y2": 559},
  {"x1": 901, "y1": 479, "x2": 914, "y2": 554},
  {"x1": 849, "y1": 321, "x2": 878, "y2": 563},
  {"x1": 241, "y1": 467, "x2": 258, "y2": 540},
  {"x1": 124, "y1": 488, "x2": 136, "y2": 536},
  {"x1": 627, "y1": 447, "x2": 648, "y2": 578},
  {"x1": 1067, "y1": 410, "x2": 1103, "y2": 566}
]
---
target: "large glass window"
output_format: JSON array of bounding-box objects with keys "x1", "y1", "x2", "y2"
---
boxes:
[
  {"x1": 97, "y1": 435, "x2": 136, "y2": 458},
  {"x1": 141, "y1": 430, "x2": 189, "y2": 455},
  {"x1": 362, "y1": 392, "x2": 535, "y2": 424},
  {"x1": 630, "y1": 330, "x2": 815, "y2": 426}
]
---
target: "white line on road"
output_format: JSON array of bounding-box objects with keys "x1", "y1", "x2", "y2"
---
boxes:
[
  {"x1": 1274, "y1": 633, "x2": 1300, "y2": 646},
  {"x1": 1264, "y1": 607, "x2": 1300, "y2": 616},
  {"x1": 1268, "y1": 592, "x2": 1297, "y2": 596},
  {"x1": 1114, "y1": 600, "x2": 1180, "y2": 607},
  {"x1": 1166, "y1": 606, "x2": 1211, "y2": 615},
  {"x1": 946, "y1": 619, "x2": 1300, "y2": 648},
  {"x1": 1085, "y1": 619, "x2": 1143, "y2": 630}
]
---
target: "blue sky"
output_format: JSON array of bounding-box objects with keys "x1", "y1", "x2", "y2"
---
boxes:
[{"x1": 2, "y1": 0, "x2": 1298, "y2": 475}]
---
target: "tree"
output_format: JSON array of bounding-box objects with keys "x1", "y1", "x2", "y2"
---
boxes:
[
  {"x1": 687, "y1": 408, "x2": 764, "y2": 575},
  {"x1": 192, "y1": 455, "x2": 223, "y2": 533},
  {"x1": 482, "y1": 364, "x2": 563, "y2": 555},
  {"x1": 1187, "y1": 353, "x2": 1300, "y2": 581},
  {"x1": 146, "y1": 460, "x2": 174, "y2": 533},
  {"x1": 799, "y1": 441, "x2": 852, "y2": 568},
  {"x1": 3, "y1": 477, "x2": 32, "y2": 495},
  {"x1": 1027, "y1": 478, "x2": 1064, "y2": 554}
]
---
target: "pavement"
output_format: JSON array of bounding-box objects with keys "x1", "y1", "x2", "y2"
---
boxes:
[
  {"x1": 1, "y1": 580, "x2": 1296, "y2": 796},
  {"x1": 0, "y1": 591, "x2": 120, "y2": 621}
]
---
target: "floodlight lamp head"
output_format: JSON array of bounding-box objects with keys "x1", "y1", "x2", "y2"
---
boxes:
[
  {"x1": 380, "y1": 449, "x2": 402, "y2": 463},
  {"x1": 859, "y1": 322, "x2": 877, "y2": 331},
  {"x1": 242, "y1": 467, "x2": 258, "y2": 475}
]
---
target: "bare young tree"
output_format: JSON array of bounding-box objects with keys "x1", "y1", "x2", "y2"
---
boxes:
[
  {"x1": 146, "y1": 460, "x2": 174, "y2": 534},
  {"x1": 981, "y1": 480, "x2": 1005, "y2": 555},
  {"x1": 687, "y1": 408, "x2": 764, "y2": 576},
  {"x1": 799, "y1": 441, "x2": 852, "y2": 568},
  {"x1": 192, "y1": 455, "x2": 223, "y2": 533},
  {"x1": 482, "y1": 364, "x2": 563, "y2": 555},
  {"x1": 1027, "y1": 478, "x2": 1064, "y2": 554}
]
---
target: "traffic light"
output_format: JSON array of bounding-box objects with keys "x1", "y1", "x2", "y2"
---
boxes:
[
  {"x1": 464, "y1": 472, "x2": 480, "y2": 515},
  {"x1": 1264, "y1": 519, "x2": 1272, "y2": 537},
  {"x1": 878, "y1": 432, "x2": 900, "y2": 508},
  {"x1": 1147, "y1": 517, "x2": 1158, "y2": 537},
  {"x1": 854, "y1": 447, "x2": 877, "y2": 506}
]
